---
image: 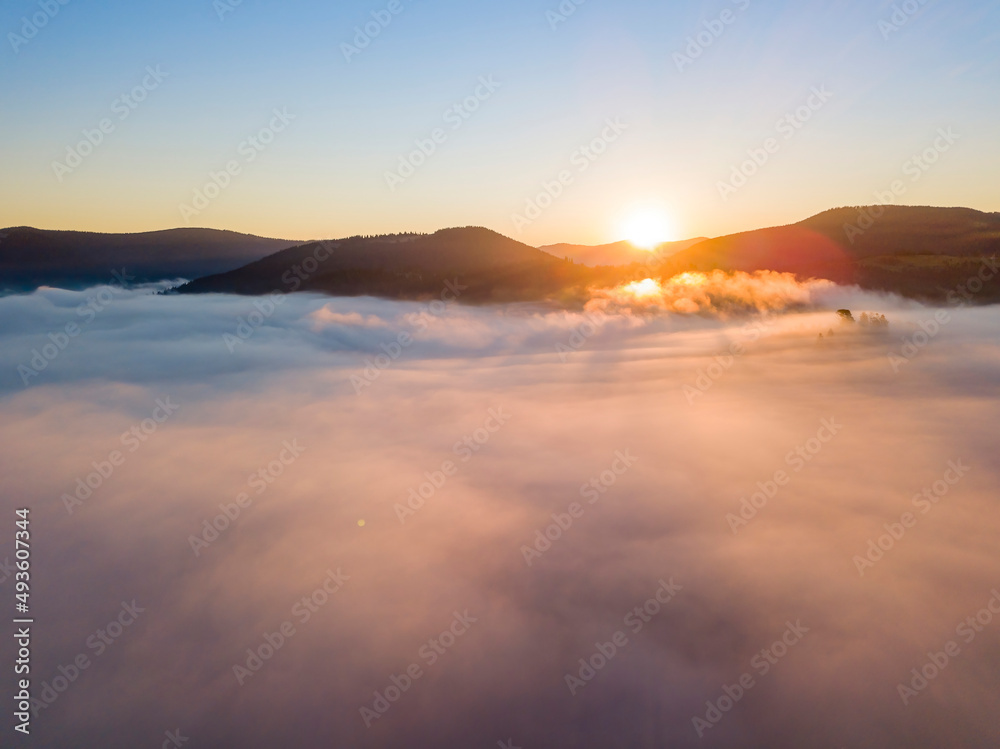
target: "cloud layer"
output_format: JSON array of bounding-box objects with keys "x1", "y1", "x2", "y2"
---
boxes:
[
  {"x1": 1, "y1": 284, "x2": 999, "y2": 748},
  {"x1": 586, "y1": 270, "x2": 836, "y2": 316}
]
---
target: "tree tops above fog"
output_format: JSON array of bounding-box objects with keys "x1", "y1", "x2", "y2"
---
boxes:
[{"x1": 820, "y1": 309, "x2": 889, "y2": 339}]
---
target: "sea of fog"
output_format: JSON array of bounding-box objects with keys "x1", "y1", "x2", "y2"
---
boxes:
[{"x1": 1, "y1": 277, "x2": 999, "y2": 748}]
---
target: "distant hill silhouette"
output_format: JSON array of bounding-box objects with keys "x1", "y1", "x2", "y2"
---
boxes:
[
  {"x1": 6, "y1": 206, "x2": 998, "y2": 304},
  {"x1": 0, "y1": 226, "x2": 298, "y2": 291},
  {"x1": 665, "y1": 206, "x2": 1000, "y2": 302},
  {"x1": 174, "y1": 227, "x2": 631, "y2": 304},
  {"x1": 539, "y1": 237, "x2": 707, "y2": 267}
]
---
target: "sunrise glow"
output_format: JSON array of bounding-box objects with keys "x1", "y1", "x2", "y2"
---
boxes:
[{"x1": 621, "y1": 210, "x2": 676, "y2": 249}]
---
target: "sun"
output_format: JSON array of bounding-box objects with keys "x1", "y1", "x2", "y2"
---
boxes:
[{"x1": 621, "y1": 209, "x2": 677, "y2": 250}]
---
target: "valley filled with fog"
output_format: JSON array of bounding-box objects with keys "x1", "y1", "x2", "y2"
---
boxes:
[{"x1": 1, "y1": 279, "x2": 998, "y2": 748}]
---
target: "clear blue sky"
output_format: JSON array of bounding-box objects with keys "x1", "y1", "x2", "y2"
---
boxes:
[{"x1": 1, "y1": 0, "x2": 997, "y2": 244}]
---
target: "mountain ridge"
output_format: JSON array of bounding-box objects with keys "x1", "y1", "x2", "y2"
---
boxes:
[
  {"x1": 664, "y1": 205, "x2": 1000, "y2": 301},
  {"x1": 4, "y1": 205, "x2": 998, "y2": 303},
  {"x1": 173, "y1": 226, "x2": 629, "y2": 303},
  {"x1": 0, "y1": 226, "x2": 300, "y2": 291}
]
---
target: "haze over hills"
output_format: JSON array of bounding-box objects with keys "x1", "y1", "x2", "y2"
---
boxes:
[
  {"x1": 539, "y1": 237, "x2": 707, "y2": 267},
  {"x1": 0, "y1": 226, "x2": 298, "y2": 292}
]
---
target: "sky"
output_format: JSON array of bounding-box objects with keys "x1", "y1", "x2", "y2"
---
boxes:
[{"x1": 1, "y1": 0, "x2": 998, "y2": 245}]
